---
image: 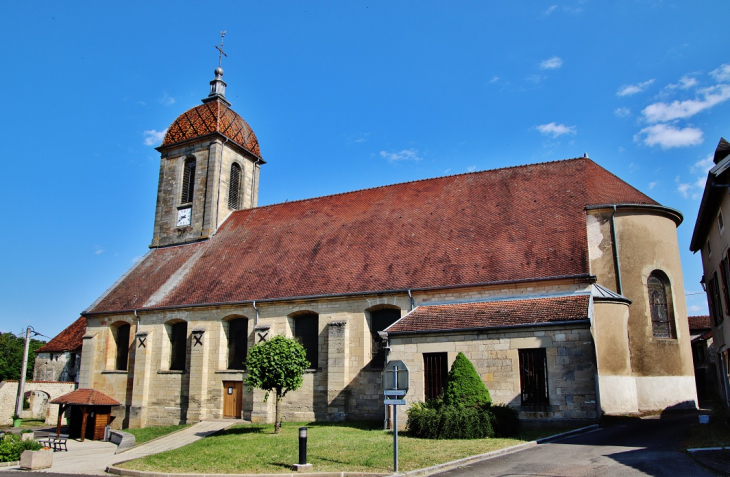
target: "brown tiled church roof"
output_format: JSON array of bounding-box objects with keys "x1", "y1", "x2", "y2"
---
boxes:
[
  {"x1": 688, "y1": 315, "x2": 711, "y2": 331},
  {"x1": 51, "y1": 388, "x2": 121, "y2": 406},
  {"x1": 161, "y1": 99, "x2": 261, "y2": 157},
  {"x1": 36, "y1": 317, "x2": 86, "y2": 353},
  {"x1": 86, "y1": 158, "x2": 659, "y2": 314},
  {"x1": 386, "y1": 295, "x2": 591, "y2": 334}
]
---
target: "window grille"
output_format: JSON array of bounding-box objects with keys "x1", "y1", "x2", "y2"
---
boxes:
[
  {"x1": 648, "y1": 271, "x2": 676, "y2": 338},
  {"x1": 181, "y1": 159, "x2": 196, "y2": 204},
  {"x1": 115, "y1": 324, "x2": 130, "y2": 371},
  {"x1": 294, "y1": 313, "x2": 319, "y2": 369},
  {"x1": 519, "y1": 348, "x2": 548, "y2": 406},
  {"x1": 170, "y1": 322, "x2": 188, "y2": 371},
  {"x1": 423, "y1": 352, "x2": 447, "y2": 401},
  {"x1": 228, "y1": 163, "x2": 241, "y2": 210},
  {"x1": 227, "y1": 318, "x2": 248, "y2": 369},
  {"x1": 370, "y1": 308, "x2": 400, "y2": 368}
]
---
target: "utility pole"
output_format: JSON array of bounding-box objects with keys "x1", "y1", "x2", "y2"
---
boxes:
[{"x1": 14, "y1": 327, "x2": 32, "y2": 418}]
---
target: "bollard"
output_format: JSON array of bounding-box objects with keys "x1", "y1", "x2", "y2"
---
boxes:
[{"x1": 298, "y1": 427, "x2": 307, "y2": 465}]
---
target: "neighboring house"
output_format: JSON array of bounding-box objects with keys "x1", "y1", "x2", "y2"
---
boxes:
[
  {"x1": 76, "y1": 65, "x2": 697, "y2": 429},
  {"x1": 690, "y1": 137, "x2": 730, "y2": 406},
  {"x1": 33, "y1": 316, "x2": 86, "y2": 384},
  {"x1": 688, "y1": 315, "x2": 715, "y2": 402}
]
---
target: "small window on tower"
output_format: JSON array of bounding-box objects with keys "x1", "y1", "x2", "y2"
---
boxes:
[
  {"x1": 228, "y1": 163, "x2": 241, "y2": 210},
  {"x1": 181, "y1": 158, "x2": 196, "y2": 204}
]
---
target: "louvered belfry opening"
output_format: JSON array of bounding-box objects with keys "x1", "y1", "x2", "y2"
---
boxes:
[
  {"x1": 181, "y1": 158, "x2": 196, "y2": 204},
  {"x1": 423, "y1": 352, "x2": 447, "y2": 401},
  {"x1": 228, "y1": 163, "x2": 241, "y2": 209},
  {"x1": 519, "y1": 348, "x2": 549, "y2": 406}
]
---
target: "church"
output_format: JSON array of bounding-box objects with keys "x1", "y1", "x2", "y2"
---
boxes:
[{"x1": 75, "y1": 62, "x2": 697, "y2": 429}]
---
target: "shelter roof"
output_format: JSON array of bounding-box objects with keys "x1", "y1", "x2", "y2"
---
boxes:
[
  {"x1": 385, "y1": 294, "x2": 591, "y2": 334},
  {"x1": 688, "y1": 315, "x2": 711, "y2": 331},
  {"x1": 51, "y1": 388, "x2": 121, "y2": 406},
  {"x1": 86, "y1": 158, "x2": 660, "y2": 314},
  {"x1": 36, "y1": 317, "x2": 86, "y2": 353}
]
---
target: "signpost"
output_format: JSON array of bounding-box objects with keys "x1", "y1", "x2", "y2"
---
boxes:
[{"x1": 382, "y1": 360, "x2": 409, "y2": 473}]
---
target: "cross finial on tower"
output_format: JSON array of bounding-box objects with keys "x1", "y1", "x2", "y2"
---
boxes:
[{"x1": 216, "y1": 31, "x2": 228, "y2": 68}]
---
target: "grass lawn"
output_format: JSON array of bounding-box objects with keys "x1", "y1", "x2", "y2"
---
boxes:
[
  {"x1": 117, "y1": 421, "x2": 580, "y2": 474},
  {"x1": 123, "y1": 424, "x2": 191, "y2": 445},
  {"x1": 0, "y1": 419, "x2": 47, "y2": 430}
]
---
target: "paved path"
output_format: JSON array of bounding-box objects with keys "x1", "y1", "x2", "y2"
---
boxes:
[
  {"x1": 0, "y1": 420, "x2": 238, "y2": 475},
  {"x1": 430, "y1": 413, "x2": 715, "y2": 477}
]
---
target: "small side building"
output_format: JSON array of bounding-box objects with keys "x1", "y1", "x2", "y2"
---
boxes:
[{"x1": 33, "y1": 316, "x2": 86, "y2": 384}]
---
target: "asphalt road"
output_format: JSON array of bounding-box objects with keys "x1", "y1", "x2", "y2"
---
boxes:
[{"x1": 434, "y1": 413, "x2": 716, "y2": 477}]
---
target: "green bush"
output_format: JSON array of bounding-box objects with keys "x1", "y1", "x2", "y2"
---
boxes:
[
  {"x1": 406, "y1": 402, "x2": 495, "y2": 439},
  {"x1": 0, "y1": 434, "x2": 42, "y2": 462},
  {"x1": 443, "y1": 352, "x2": 491, "y2": 408},
  {"x1": 488, "y1": 403, "x2": 520, "y2": 437}
]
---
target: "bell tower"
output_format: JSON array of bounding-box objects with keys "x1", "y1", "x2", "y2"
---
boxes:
[{"x1": 150, "y1": 34, "x2": 264, "y2": 248}]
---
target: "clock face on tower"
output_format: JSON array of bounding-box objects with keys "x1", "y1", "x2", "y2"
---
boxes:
[{"x1": 177, "y1": 207, "x2": 192, "y2": 227}]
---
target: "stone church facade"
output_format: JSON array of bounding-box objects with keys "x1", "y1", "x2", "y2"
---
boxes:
[{"x1": 75, "y1": 66, "x2": 697, "y2": 429}]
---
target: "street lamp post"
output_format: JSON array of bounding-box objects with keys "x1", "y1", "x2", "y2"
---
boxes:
[{"x1": 14, "y1": 327, "x2": 32, "y2": 418}]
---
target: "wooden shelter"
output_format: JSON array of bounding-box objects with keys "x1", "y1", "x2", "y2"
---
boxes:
[{"x1": 50, "y1": 388, "x2": 121, "y2": 441}]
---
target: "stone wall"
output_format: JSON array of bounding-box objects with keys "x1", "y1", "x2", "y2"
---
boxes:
[
  {"x1": 0, "y1": 381, "x2": 75, "y2": 425},
  {"x1": 34, "y1": 351, "x2": 80, "y2": 383},
  {"x1": 388, "y1": 323, "x2": 598, "y2": 422}
]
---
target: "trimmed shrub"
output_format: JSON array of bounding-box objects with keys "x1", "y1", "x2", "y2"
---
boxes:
[
  {"x1": 443, "y1": 352, "x2": 491, "y2": 408},
  {"x1": 489, "y1": 403, "x2": 520, "y2": 437},
  {"x1": 407, "y1": 402, "x2": 495, "y2": 439},
  {"x1": 0, "y1": 434, "x2": 42, "y2": 462}
]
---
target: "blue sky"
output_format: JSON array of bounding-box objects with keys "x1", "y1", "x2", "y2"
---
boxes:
[{"x1": 1, "y1": 1, "x2": 728, "y2": 339}]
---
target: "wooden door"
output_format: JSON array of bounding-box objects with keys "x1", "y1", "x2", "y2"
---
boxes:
[{"x1": 223, "y1": 381, "x2": 243, "y2": 418}]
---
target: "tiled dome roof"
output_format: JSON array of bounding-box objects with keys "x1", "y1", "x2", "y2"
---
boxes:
[{"x1": 161, "y1": 99, "x2": 261, "y2": 157}]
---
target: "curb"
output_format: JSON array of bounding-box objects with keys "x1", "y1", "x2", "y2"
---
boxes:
[
  {"x1": 0, "y1": 461, "x2": 19, "y2": 468},
  {"x1": 398, "y1": 424, "x2": 600, "y2": 477},
  {"x1": 107, "y1": 425, "x2": 601, "y2": 477}
]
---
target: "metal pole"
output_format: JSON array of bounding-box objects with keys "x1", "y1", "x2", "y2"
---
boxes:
[
  {"x1": 14, "y1": 327, "x2": 31, "y2": 418},
  {"x1": 393, "y1": 365, "x2": 398, "y2": 473},
  {"x1": 298, "y1": 427, "x2": 307, "y2": 465}
]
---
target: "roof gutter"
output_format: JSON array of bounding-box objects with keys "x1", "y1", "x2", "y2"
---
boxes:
[
  {"x1": 585, "y1": 203, "x2": 683, "y2": 226},
  {"x1": 82, "y1": 273, "x2": 596, "y2": 317},
  {"x1": 387, "y1": 319, "x2": 591, "y2": 337}
]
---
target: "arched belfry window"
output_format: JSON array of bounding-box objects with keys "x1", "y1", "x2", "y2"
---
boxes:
[
  {"x1": 228, "y1": 163, "x2": 241, "y2": 210},
  {"x1": 648, "y1": 271, "x2": 676, "y2": 338},
  {"x1": 181, "y1": 158, "x2": 196, "y2": 204}
]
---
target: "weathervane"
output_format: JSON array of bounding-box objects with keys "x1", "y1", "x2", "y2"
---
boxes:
[{"x1": 216, "y1": 31, "x2": 228, "y2": 67}]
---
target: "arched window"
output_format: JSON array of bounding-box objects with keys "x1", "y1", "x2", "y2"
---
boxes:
[
  {"x1": 369, "y1": 307, "x2": 401, "y2": 368},
  {"x1": 648, "y1": 271, "x2": 676, "y2": 338},
  {"x1": 228, "y1": 163, "x2": 241, "y2": 210},
  {"x1": 114, "y1": 323, "x2": 131, "y2": 371},
  {"x1": 227, "y1": 318, "x2": 249, "y2": 369},
  {"x1": 181, "y1": 158, "x2": 196, "y2": 204},
  {"x1": 293, "y1": 313, "x2": 319, "y2": 369},
  {"x1": 169, "y1": 321, "x2": 188, "y2": 371}
]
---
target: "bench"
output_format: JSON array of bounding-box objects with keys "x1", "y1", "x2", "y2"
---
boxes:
[{"x1": 38, "y1": 436, "x2": 68, "y2": 452}]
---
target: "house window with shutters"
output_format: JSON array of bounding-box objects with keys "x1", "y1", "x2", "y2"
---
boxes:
[
  {"x1": 648, "y1": 270, "x2": 676, "y2": 339},
  {"x1": 721, "y1": 255, "x2": 730, "y2": 316},
  {"x1": 709, "y1": 272, "x2": 725, "y2": 326},
  {"x1": 519, "y1": 348, "x2": 549, "y2": 406},
  {"x1": 423, "y1": 352, "x2": 447, "y2": 401},
  {"x1": 293, "y1": 313, "x2": 319, "y2": 369},
  {"x1": 228, "y1": 163, "x2": 242, "y2": 210},
  {"x1": 181, "y1": 158, "x2": 196, "y2": 204}
]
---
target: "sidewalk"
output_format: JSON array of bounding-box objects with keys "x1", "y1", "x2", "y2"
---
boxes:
[{"x1": 0, "y1": 420, "x2": 238, "y2": 475}]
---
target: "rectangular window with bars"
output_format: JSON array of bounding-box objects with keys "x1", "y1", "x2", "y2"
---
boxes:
[
  {"x1": 519, "y1": 348, "x2": 549, "y2": 406},
  {"x1": 423, "y1": 352, "x2": 448, "y2": 401}
]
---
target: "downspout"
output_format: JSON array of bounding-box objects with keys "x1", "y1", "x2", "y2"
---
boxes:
[
  {"x1": 408, "y1": 289, "x2": 414, "y2": 311},
  {"x1": 253, "y1": 301, "x2": 259, "y2": 326},
  {"x1": 610, "y1": 205, "x2": 623, "y2": 295},
  {"x1": 250, "y1": 158, "x2": 262, "y2": 208}
]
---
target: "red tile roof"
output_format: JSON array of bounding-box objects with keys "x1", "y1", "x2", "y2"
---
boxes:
[
  {"x1": 688, "y1": 315, "x2": 711, "y2": 331},
  {"x1": 87, "y1": 158, "x2": 658, "y2": 314},
  {"x1": 161, "y1": 99, "x2": 261, "y2": 157},
  {"x1": 51, "y1": 388, "x2": 121, "y2": 406},
  {"x1": 386, "y1": 295, "x2": 591, "y2": 333},
  {"x1": 36, "y1": 317, "x2": 86, "y2": 353}
]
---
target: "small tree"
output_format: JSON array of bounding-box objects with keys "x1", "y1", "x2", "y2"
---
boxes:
[
  {"x1": 244, "y1": 335, "x2": 310, "y2": 434},
  {"x1": 443, "y1": 352, "x2": 491, "y2": 407}
]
